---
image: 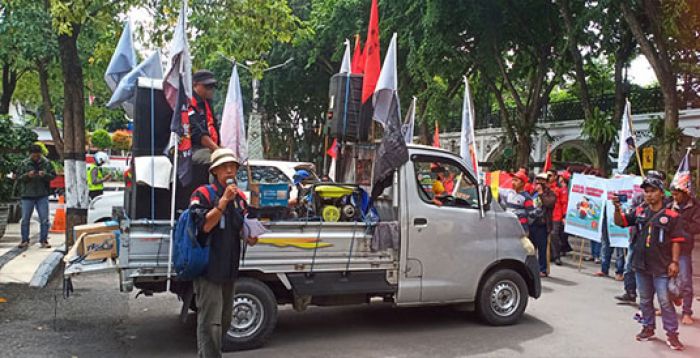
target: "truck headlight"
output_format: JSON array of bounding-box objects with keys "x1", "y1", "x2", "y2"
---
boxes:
[{"x1": 520, "y1": 236, "x2": 535, "y2": 256}]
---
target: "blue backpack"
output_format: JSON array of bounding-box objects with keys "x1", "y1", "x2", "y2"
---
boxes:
[{"x1": 173, "y1": 185, "x2": 216, "y2": 280}]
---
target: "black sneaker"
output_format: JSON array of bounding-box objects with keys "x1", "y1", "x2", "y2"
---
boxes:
[
  {"x1": 636, "y1": 326, "x2": 655, "y2": 341},
  {"x1": 666, "y1": 334, "x2": 684, "y2": 351},
  {"x1": 616, "y1": 293, "x2": 637, "y2": 303}
]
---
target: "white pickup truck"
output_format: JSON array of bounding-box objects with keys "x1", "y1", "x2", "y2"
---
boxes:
[{"x1": 64, "y1": 144, "x2": 541, "y2": 352}]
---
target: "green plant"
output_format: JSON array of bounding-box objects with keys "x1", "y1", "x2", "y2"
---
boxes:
[
  {"x1": 0, "y1": 115, "x2": 39, "y2": 202},
  {"x1": 91, "y1": 129, "x2": 112, "y2": 150},
  {"x1": 582, "y1": 108, "x2": 617, "y2": 145}
]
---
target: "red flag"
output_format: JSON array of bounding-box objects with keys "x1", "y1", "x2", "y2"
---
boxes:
[
  {"x1": 432, "y1": 121, "x2": 441, "y2": 148},
  {"x1": 351, "y1": 34, "x2": 364, "y2": 74},
  {"x1": 543, "y1": 144, "x2": 552, "y2": 172},
  {"x1": 326, "y1": 138, "x2": 339, "y2": 159},
  {"x1": 361, "y1": 0, "x2": 380, "y2": 104}
]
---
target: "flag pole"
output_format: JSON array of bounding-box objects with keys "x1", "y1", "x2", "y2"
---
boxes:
[
  {"x1": 626, "y1": 98, "x2": 645, "y2": 177},
  {"x1": 166, "y1": 135, "x2": 179, "y2": 292}
]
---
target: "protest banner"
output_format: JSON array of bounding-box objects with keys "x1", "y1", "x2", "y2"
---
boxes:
[
  {"x1": 605, "y1": 175, "x2": 643, "y2": 248},
  {"x1": 564, "y1": 174, "x2": 607, "y2": 242}
]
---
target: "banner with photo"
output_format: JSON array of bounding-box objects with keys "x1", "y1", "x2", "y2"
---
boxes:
[
  {"x1": 564, "y1": 174, "x2": 607, "y2": 242},
  {"x1": 605, "y1": 175, "x2": 643, "y2": 248}
]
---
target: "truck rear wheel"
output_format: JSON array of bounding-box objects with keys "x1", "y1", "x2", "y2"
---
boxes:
[
  {"x1": 222, "y1": 278, "x2": 278, "y2": 352},
  {"x1": 476, "y1": 269, "x2": 528, "y2": 326}
]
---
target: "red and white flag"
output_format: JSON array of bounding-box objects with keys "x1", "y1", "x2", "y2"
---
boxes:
[{"x1": 162, "y1": 0, "x2": 192, "y2": 109}]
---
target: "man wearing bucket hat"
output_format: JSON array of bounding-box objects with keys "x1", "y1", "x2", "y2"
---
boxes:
[
  {"x1": 613, "y1": 176, "x2": 688, "y2": 351},
  {"x1": 669, "y1": 171, "x2": 700, "y2": 325},
  {"x1": 188, "y1": 148, "x2": 257, "y2": 357}
]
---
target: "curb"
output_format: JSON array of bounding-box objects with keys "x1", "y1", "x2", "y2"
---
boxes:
[{"x1": 29, "y1": 244, "x2": 66, "y2": 288}]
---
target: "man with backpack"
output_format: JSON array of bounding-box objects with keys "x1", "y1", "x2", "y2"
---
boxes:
[{"x1": 188, "y1": 148, "x2": 258, "y2": 358}]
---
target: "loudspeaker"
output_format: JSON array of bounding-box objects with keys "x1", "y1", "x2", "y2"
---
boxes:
[
  {"x1": 328, "y1": 73, "x2": 367, "y2": 142},
  {"x1": 127, "y1": 79, "x2": 175, "y2": 220},
  {"x1": 133, "y1": 84, "x2": 173, "y2": 156}
]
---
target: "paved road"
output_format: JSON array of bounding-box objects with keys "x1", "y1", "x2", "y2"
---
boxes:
[{"x1": 1, "y1": 257, "x2": 699, "y2": 358}]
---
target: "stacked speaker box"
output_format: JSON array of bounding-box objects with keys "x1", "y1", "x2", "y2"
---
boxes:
[
  {"x1": 328, "y1": 73, "x2": 370, "y2": 142},
  {"x1": 129, "y1": 80, "x2": 174, "y2": 220}
]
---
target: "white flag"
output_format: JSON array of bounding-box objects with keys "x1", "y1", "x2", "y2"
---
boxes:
[
  {"x1": 220, "y1": 64, "x2": 248, "y2": 163},
  {"x1": 340, "y1": 39, "x2": 351, "y2": 74},
  {"x1": 104, "y1": 21, "x2": 136, "y2": 92},
  {"x1": 162, "y1": 0, "x2": 192, "y2": 109},
  {"x1": 372, "y1": 33, "x2": 399, "y2": 128},
  {"x1": 460, "y1": 76, "x2": 478, "y2": 174},
  {"x1": 402, "y1": 96, "x2": 416, "y2": 143},
  {"x1": 617, "y1": 99, "x2": 636, "y2": 174}
]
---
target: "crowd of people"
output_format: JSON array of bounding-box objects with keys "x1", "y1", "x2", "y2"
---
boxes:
[{"x1": 501, "y1": 166, "x2": 698, "y2": 351}]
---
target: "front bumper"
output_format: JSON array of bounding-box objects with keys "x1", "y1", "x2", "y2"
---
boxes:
[{"x1": 525, "y1": 255, "x2": 542, "y2": 298}]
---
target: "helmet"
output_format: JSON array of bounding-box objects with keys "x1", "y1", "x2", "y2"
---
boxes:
[
  {"x1": 94, "y1": 151, "x2": 109, "y2": 166},
  {"x1": 293, "y1": 170, "x2": 311, "y2": 185}
]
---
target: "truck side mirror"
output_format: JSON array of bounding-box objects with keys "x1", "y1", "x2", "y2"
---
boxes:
[{"x1": 481, "y1": 185, "x2": 492, "y2": 211}]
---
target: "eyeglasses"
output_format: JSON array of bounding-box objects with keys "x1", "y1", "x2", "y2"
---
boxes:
[{"x1": 204, "y1": 83, "x2": 217, "y2": 89}]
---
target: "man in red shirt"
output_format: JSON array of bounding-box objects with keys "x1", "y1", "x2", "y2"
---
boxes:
[{"x1": 547, "y1": 169, "x2": 563, "y2": 265}]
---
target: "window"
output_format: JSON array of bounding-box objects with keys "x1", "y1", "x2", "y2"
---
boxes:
[
  {"x1": 412, "y1": 157, "x2": 479, "y2": 209},
  {"x1": 236, "y1": 166, "x2": 291, "y2": 191}
]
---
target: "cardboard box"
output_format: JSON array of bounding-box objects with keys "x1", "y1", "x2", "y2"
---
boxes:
[
  {"x1": 73, "y1": 221, "x2": 118, "y2": 242},
  {"x1": 80, "y1": 232, "x2": 118, "y2": 260}
]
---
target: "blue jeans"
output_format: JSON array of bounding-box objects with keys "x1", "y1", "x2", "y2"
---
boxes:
[
  {"x1": 636, "y1": 271, "x2": 678, "y2": 335},
  {"x1": 590, "y1": 241, "x2": 601, "y2": 259},
  {"x1": 601, "y1": 247, "x2": 626, "y2": 275},
  {"x1": 624, "y1": 244, "x2": 636, "y2": 294},
  {"x1": 529, "y1": 224, "x2": 548, "y2": 273},
  {"x1": 20, "y1": 196, "x2": 49, "y2": 243},
  {"x1": 678, "y1": 255, "x2": 694, "y2": 316}
]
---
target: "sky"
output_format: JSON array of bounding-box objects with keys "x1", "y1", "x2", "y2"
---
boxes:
[{"x1": 628, "y1": 56, "x2": 657, "y2": 87}]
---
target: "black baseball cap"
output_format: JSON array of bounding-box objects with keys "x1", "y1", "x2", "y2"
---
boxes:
[{"x1": 193, "y1": 70, "x2": 217, "y2": 85}]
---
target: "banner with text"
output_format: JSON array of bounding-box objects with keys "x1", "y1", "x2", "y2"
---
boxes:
[
  {"x1": 564, "y1": 174, "x2": 607, "y2": 242},
  {"x1": 605, "y1": 175, "x2": 643, "y2": 248}
]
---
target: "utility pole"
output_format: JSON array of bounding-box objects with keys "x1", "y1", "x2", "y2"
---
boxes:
[{"x1": 243, "y1": 58, "x2": 294, "y2": 160}]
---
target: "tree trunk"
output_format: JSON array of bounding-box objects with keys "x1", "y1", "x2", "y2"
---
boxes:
[
  {"x1": 0, "y1": 63, "x2": 19, "y2": 115},
  {"x1": 515, "y1": 133, "x2": 532, "y2": 169},
  {"x1": 58, "y1": 27, "x2": 88, "y2": 247},
  {"x1": 558, "y1": 0, "x2": 593, "y2": 121},
  {"x1": 621, "y1": 1, "x2": 679, "y2": 174},
  {"x1": 660, "y1": 82, "x2": 680, "y2": 173},
  {"x1": 37, "y1": 60, "x2": 64, "y2": 159}
]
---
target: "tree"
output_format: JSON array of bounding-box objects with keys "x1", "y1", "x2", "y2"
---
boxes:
[
  {"x1": 619, "y1": 0, "x2": 698, "y2": 173},
  {"x1": 91, "y1": 129, "x2": 111, "y2": 149},
  {"x1": 557, "y1": 0, "x2": 637, "y2": 174},
  {"x1": 463, "y1": 1, "x2": 568, "y2": 167},
  {"x1": 49, "y1": 0, "x2": 136, "y2": 246}
]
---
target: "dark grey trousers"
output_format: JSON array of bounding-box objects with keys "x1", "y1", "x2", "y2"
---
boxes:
[{"x1": 194, "y1": 277, "x2": 234, "y2": 358}]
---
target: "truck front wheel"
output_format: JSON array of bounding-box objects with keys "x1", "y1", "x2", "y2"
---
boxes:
[
  {"x1": 476, "y1": 269, "x2": 528, "y2": 326},
  {"x1": 222, "y1": 278, "x2": 278, "y2": 352}
]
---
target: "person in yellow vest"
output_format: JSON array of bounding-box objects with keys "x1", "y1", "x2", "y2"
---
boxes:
[{"x1": 87, "y1": 151, "x2": 112, "y2": 200}]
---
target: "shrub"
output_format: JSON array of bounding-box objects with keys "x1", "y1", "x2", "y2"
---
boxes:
[
  {"x1": 0, "y1": 115, "x2": 38, "y2": 201},
  {"x1": 111, "y1": 129, "x2": 132, "y2": 152},
  {"x1": 91, "y1": 129, "x2": 112, "y2": 150}
]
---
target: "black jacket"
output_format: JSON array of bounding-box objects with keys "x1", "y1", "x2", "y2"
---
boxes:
[
  {"x1": 671, "y1": 197, "x2": 700, "y2": 255},
  {"x1": 621, "y1": 206, "x2": 687, "y2": 275},
  {"x1": 189, "y1": 181, "x2": 246, "y2": 283}
]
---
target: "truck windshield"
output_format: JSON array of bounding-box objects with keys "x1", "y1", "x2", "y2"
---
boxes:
[{"x1": 413, "y1": 158, "x2": 479, "y2": 209}]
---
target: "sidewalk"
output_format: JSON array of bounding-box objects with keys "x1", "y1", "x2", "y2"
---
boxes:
[{"x1": 0, "y1": 222, "x2": 65, "y2": 287}]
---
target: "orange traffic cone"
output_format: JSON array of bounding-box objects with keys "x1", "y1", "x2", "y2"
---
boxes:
[{"x1": 50, "y1": 195, "x2": 66, "y2": 233}]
